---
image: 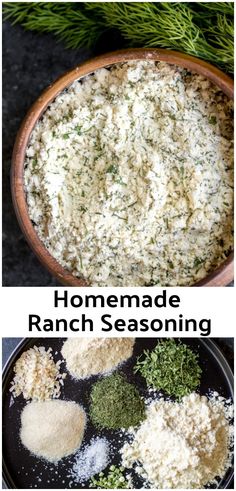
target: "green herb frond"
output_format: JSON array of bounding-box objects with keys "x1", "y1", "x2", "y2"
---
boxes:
[
  {"x1": 205, "y1": 14, "x2": 234, "y2": 68},
  {"x1": 3, "y1": 2, "x2": 104, "y2": 49},
  {"x1": 3, "y1": 2, "x2": 34, "y2": 24},
  {"x1": 3, "y1": 2, "x2": 234, "y2": 72},
  {"x1": 197, "y1": 2, "x2": 234, "y2": 15},
  {"x1": 85, "y1": 2, "x2": 234, "y2": 70}
]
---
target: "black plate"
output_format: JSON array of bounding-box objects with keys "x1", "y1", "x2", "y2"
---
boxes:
[{"x1": 2, "y1": 338, "x2": 234, "y2": 489}]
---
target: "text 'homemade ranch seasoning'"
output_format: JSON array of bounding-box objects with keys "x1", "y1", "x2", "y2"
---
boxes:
[{"x1": 24, "y1": 61, "x2": 233, "y2": 286}]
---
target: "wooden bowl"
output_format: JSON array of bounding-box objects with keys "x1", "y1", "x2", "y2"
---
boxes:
[{"x1": 11, "y1": 48, "x2": 234, "y2": 286}]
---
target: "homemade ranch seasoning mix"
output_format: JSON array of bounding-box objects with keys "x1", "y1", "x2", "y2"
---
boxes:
[{"x1": 24, "y1": 61, "x2": 233, "y2": 286}]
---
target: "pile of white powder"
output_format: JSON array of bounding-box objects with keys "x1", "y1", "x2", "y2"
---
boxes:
[
  {"x1": 121, "y1": 392, "x2": 233, "y2": 489},
  {"x1": 24, "y1": 61, "x2": 233, "y2": 286},
  {"x1": 20, "y1": 400, "x2": 86, "y2": 462},
  {"x1": 61, "y1": 337, "x2": 134, "y2": 379},
  {"x1": 70, "y1": 437, "x2": 110, "y2": 483}
]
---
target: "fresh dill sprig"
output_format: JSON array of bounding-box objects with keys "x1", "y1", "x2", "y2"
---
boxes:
[
  {"x1": 86, "y1": 2, "x2": 233, "y2": 71},
  {"x1": 3, "y1": 2, "x2": 234, "y2": 72},
  {"x1": 205, "y1": 14, "x2": 234, "y2": 69},
  {"x1": 197, "y1": 2, "x2": 234, "y2": 15},
  {"x1": 3, "y1": 2, "x2": 104, "y2": 49}
]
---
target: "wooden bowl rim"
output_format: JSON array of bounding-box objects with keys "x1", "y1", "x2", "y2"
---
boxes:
[{"x1": 11, "y1": 48, "x2": 234, "y2": 286}]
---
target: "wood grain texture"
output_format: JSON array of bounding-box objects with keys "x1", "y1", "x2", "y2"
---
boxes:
[{"x1": 11, "y1": 48, "x2": 234, "y2": 286}]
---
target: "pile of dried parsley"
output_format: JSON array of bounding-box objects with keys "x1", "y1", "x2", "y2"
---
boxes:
[{"x1": 135, "y1": 339, "x2": 202, "y2": 399}]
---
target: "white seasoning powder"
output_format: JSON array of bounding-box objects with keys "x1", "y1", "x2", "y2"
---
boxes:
[
  {"x1": 24, "y1": 61, "x2": 233, "y2": 286},
  {"x1": 121, "y1": 392, "x2": 233, "y2": 489},
  {"x1": 20, "y1": 400, "x2": 86, "y2": 463},
  {"x1": 70, "y1": 437, "x2": 110, "y2": 483},
  {"x1": 61, "y1": 337, "x2": 134, "y2": 379}
]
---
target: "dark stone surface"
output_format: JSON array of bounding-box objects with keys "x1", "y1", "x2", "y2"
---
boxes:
[
  {"x1": 2, "y1": 21, "x2": 234, "y2": 286},
  {"x1": 2, "y1": 338, "x2": 23, "y2": 368},
  {"x1": 2, "y1": 21, "x2": 92, "y2": 286}
]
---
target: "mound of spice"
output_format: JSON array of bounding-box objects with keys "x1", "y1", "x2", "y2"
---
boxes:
[
  {"x1": 121, "y1": 392, "x2": 233, "y2": 488},
  {"x1": 61, "y1": 338, "x2": 134, "y2": 379},
  {"x1": 20, "y1": 399, "x2": 86, "y2": 462},
  {"x1": 90, "y1": 373, "x2": 145, "y2": 429},
  {"x1": 135, "y1": 339, "x2": 201, "y2": 399},
  {"x1": 10, "y1": 346, "x2": 66, "y2": 401},
  {"x1": 90, "y1": 465, "x2": 132, "y2": 489},
  {"x1": 70, "y1": 437, "x2": 110, "y2": 483}
]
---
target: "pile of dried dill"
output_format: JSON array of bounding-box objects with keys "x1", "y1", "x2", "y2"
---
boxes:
[{"x1": 90, "y1": 373, "x2": 145, "y2": 429}]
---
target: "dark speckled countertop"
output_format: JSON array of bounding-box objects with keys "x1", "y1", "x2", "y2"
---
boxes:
[
  {"x1": 2, "y1": 21, "x2": 234, "y2": 286},
  {"x1": 2, "y1": 21, "x2": 92, "y2": 286}
]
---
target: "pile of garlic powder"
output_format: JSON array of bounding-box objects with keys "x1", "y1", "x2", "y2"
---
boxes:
[
  {"x1": 121, "y1": 392, "x2": 233, "y2": 489},
  {"x1": 24, "y1": 61, "x2": 233, "y2": 286},
  {"x1": 20, "y1": 400, "x2": 86, "y2": 462}
]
